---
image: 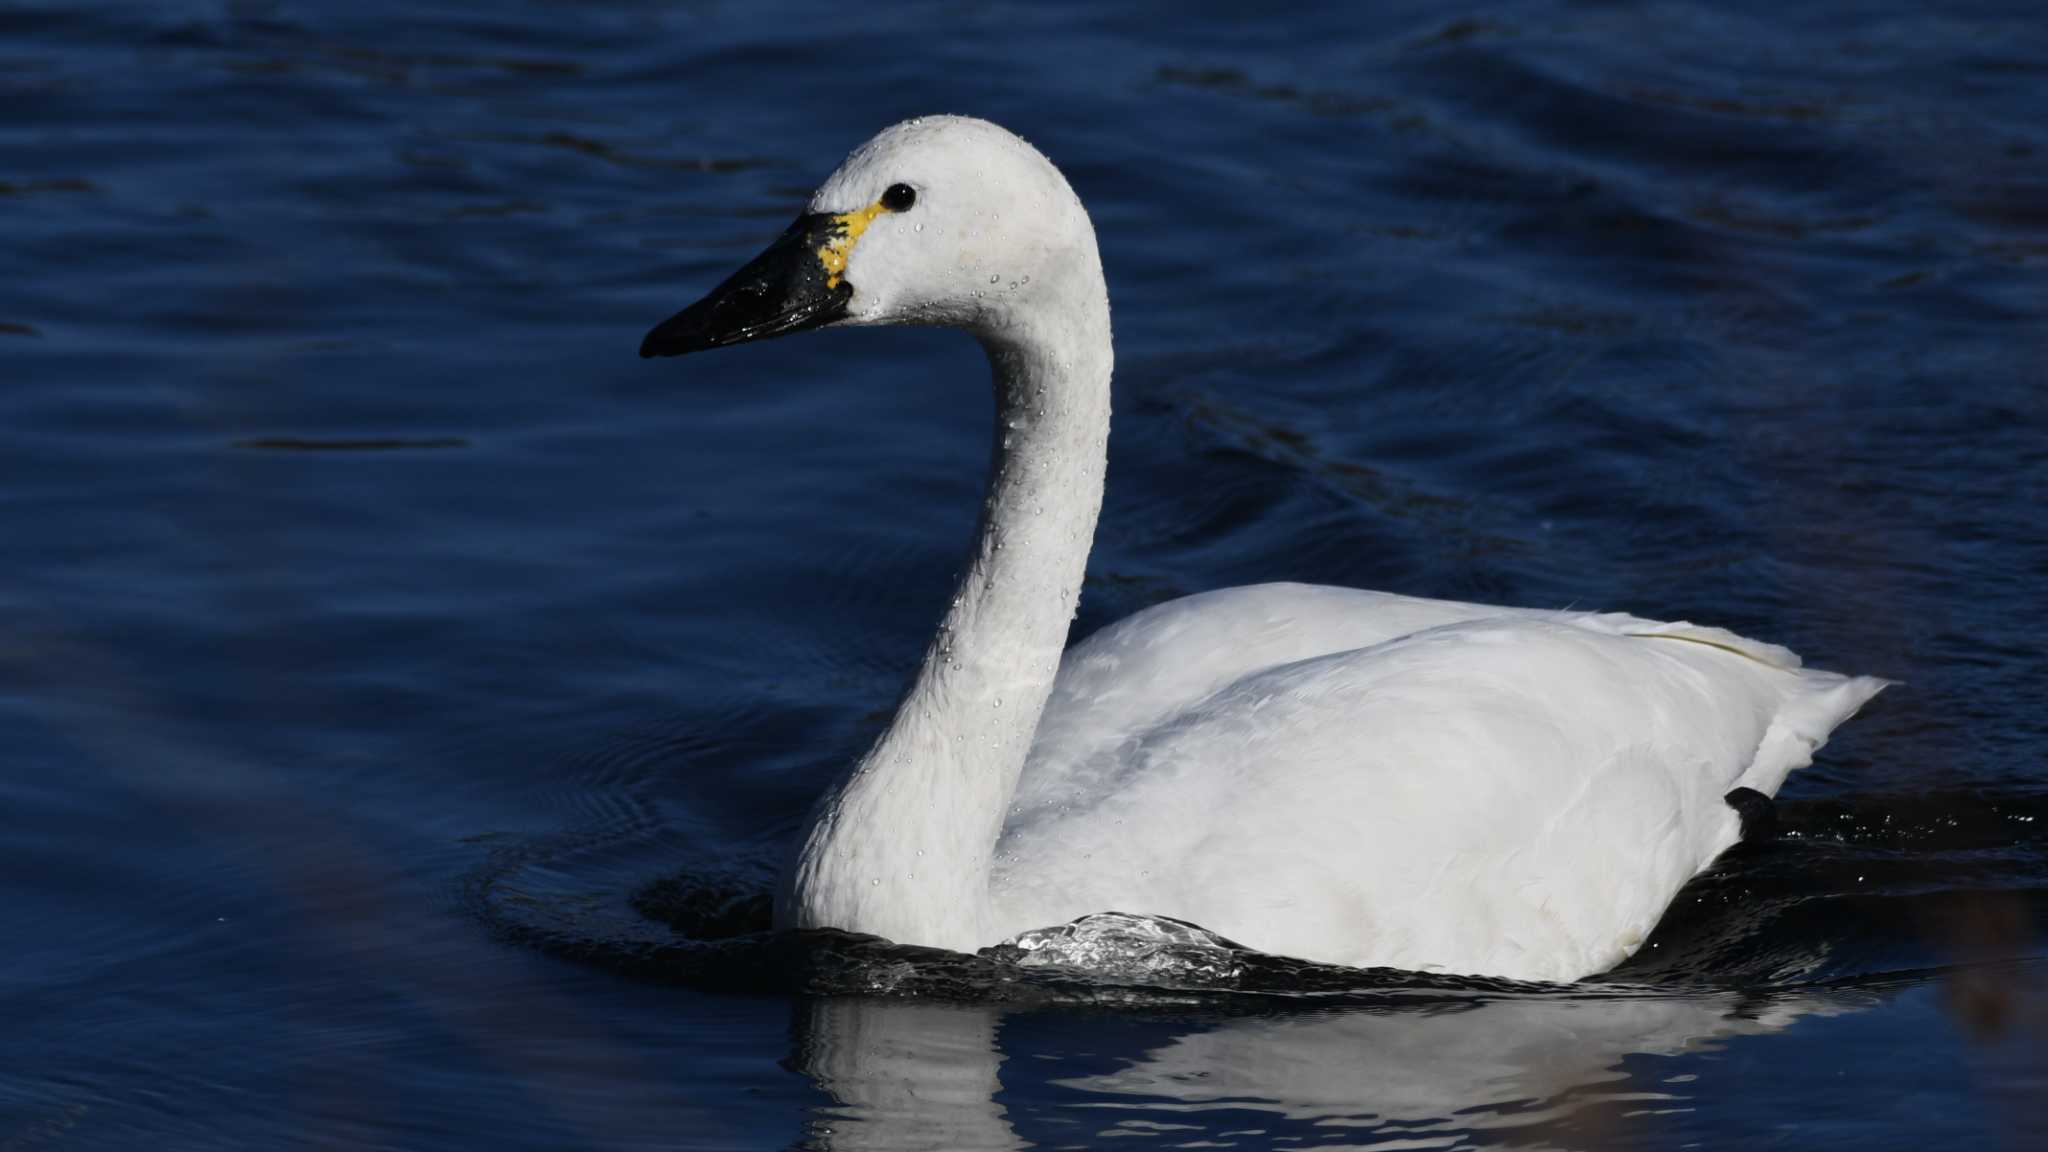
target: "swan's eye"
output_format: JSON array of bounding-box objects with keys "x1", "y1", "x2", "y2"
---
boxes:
[{"x1": 881, "y1": 183, "x2": 917, "y2": 212}]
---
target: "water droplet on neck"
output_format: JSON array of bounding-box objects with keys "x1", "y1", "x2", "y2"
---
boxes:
[
  {"x1": 989, "y1": 273, "x2": 1000, "y2": 284},
  {"x1": 870, "y1": 878, "x2": 880, "y2": 886}
]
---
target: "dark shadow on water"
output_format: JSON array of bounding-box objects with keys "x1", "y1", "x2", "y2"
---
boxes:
[{"x1": 467, "y1": 785, "x2": 2048, "y2": 1006}]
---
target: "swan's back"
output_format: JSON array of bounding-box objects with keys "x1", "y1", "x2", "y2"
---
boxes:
[{"x1": 994, "y1": 584, "x2": 1884, "y2": 981}]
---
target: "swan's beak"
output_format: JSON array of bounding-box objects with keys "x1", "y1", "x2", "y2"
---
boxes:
[{"x1": 639, "y1": 214, "x2": 855, "y2": 358}]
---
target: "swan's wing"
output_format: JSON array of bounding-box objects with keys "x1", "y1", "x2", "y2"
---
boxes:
[
  {"x1": 996, "y1": 613, "x2": 1884, "y2": 981},
  {"x1": 1023, "y1": 583, "x2": 1541, "y2": 811},
  {"x1": 1567, "y1": 610, "x2": 1802, "y2": 670},
  {"x1": 1023, "y1": 585, "x2": 1827, "y2": 816}
]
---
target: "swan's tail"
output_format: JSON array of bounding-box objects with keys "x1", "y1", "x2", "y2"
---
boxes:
[
  {"x1": 1572, "y1": 610, "x2": 1889, "y2": 799},
  {"x1": 1736, "y1": 671, "x2": 1890, "y2": 797}
]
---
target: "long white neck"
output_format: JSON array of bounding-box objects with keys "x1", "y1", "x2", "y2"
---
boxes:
[{"x1": 776, "y1": 281, "x2": 1113, "y2": 952}]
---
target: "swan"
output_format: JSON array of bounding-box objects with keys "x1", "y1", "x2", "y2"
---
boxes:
[{"x1": 637, "y1": 115, "x2": 1886, "y2": 982}]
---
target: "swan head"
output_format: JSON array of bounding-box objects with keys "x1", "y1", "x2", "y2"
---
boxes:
[{"x1": 640, "y1": 116, "x2": 1099, "y2": 357}]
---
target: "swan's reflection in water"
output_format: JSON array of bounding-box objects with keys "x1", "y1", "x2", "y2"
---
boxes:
[
  {"x1": 791, "y1": 987, "x2": 1861, "y2": 1150},
  {"x1": 795, "y1": 1000, "x2": 1019, "y2": 1151}
]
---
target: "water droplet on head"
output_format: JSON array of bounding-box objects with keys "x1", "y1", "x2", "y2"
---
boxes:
[
  {"x1": 990, "y1": 273, "x2": 1000, "y2": 284},
  {"x1": 870, "y1": 878, "x2": 880, "y2": 886}
]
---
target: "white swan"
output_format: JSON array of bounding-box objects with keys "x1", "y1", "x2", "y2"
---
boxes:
[{"x1": 639, "y1": 115, "x2": 1886, "y2": 982}]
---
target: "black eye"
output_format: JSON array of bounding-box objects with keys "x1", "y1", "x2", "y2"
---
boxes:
[{"x1": 881, "y1": 182, "x2": 917, "y2": 212}]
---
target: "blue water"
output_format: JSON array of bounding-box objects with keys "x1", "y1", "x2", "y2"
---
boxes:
[{"x1": 3, "y1": 1, "x2": 2045, "y2": 1147}]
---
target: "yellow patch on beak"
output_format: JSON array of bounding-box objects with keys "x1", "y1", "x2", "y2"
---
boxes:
[{"x1": 818, "y1": 201, "x2": 887, "y2": 290}]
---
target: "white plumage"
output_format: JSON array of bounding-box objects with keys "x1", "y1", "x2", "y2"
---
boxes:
[
  {"x1": 999, "y1": 585, "x2": 1882, "y2": 980},
  {"x1": 642, "y1": 115, "x2": 1885, "y2": 982}
]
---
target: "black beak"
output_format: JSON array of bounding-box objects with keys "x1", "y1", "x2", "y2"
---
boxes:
[{"x1": 639, "y1": 213, "x2": 854, "y2": 358}]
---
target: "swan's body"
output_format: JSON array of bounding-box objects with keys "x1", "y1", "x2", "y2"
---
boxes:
[
  {"x1": 998, "y1": 585, "x2": 1878, "y2": 980},
  {"x1": 640, "y1": 116, "x2": 1884, "y2": 982}
]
